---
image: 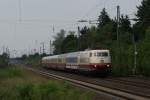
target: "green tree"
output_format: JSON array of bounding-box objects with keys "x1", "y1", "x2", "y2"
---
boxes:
[
  {"x1": 53, "y1": 29, "x2": 66, "y2": 54},
  {"x1": 0, "y1": 53, "x2": 9, "y2": 67},
  {"x1": 96, "y1": 8, "x2": 117, "y2": 49},
  {"x1": 61, "y1": 31, "x2": 78, "y2": 53},
  {"x1": 119, "y1": 15, "x2": 132, "y2": 44},
  {"x1": 88, "y1": 26, "x2": 97, "y2": 49},
  {"x1": 133, "y1": 0, "x2": 150, "y2": 41},
  {"x1": 98, "y1": 8, "x2": 111, "y2": 28},
  {"x1": 24, "y1": 53, "x2": 42, "y2": 66},
  {"x1": 21, "y1": 54, "x2": 27, "y2": 60},
  {"x1": 137, "y1": 27, "x2": 150, "y2": 76},
  {"x1": 96, "y1": 22, "x2": 114, "y2": 48},
  {"x1": 79, "y1": 26, "x2": 91, "y2": 50},
  {"x1": 137, "y1": 0, "x2": 150, "y2": 27}
]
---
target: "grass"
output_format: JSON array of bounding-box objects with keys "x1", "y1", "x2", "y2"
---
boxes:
[
  {"x1": 0, "y1": 66, "x2": 94, "y2": 100},
  {"x1": 0, "y1": 67, "x2": 23, "y2": 79}
]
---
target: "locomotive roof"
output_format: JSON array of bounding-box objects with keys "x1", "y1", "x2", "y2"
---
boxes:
[
  {"x1": 42, "y1": 49, "x2": 110, "y2": 59},
  {"x1": 42, "y1": 55, "x2": 58, "y2": 60},
  {"x1": 88, "y1": 50, "x2": 109, "y2": 52}
]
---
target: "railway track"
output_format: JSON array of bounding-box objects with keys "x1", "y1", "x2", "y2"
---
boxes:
[
  {"x1": 35, "y1": 66, "x2": 150, "y2": 98},
  {"x1": 105, "y1": 78, "x2": 150, "y2": 89},
  {"x1": 25, "y1": 67, "x2": 150, "y2": 100}
]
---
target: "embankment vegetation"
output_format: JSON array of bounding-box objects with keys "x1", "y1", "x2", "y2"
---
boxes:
[{"x1": 0, "y1": 66, "x2": 94, "y2": 100}]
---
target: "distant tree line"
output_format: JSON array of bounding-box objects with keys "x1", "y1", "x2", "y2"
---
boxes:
[
  {"x1": 52, "y1": 0, "x2": 150, "y2": 76},
  {"x1": 21, "y1": 53, "x2": 47, "y2": 66},
  {"x1": 0, "y1": 53, "x2": 9, "y2": 67}
]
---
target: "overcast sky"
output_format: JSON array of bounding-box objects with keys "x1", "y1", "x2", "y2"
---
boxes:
[{"x1": 0, "y1": 0, "x2": 142, "y2": 57}]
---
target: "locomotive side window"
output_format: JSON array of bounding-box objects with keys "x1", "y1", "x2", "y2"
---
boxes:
[
  {"x1": 102, "y1": 52, "x2": 108, "y2": 56},
  {"x1": 97, "y1": 52, "x2": 108, "y2": 57}
]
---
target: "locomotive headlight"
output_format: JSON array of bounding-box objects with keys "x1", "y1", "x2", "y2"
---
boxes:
[
  {"x1": 94, "y1": 65, "x2": 97, "y2": 68},
  {"x1": 107, "y1": 65, "x2": 110, "y2": 67}
]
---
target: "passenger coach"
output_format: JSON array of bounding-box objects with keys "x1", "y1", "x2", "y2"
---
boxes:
[{"x1": 42, "y1": 50, "x2": 111, "y2": 74}]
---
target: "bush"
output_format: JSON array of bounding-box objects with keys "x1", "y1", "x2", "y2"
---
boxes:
[
  {"x1": 111, "y1": 42, "x2": 134, "y2": 76},
  {"x1": 136, "y1": 27, "x2": 150, "y2": 76},
  {"x1": 23, "y1": 53, "x2": 42, "y2": 66},
  {"x1": 0, "y1": 81, "x2": 93, "y2": 100},
  {"x1": 0, "y1": 67, "x2": 23, "y2": 79},
  {"x1": 111, "y1": 27, "x2": 150, "y2": 77}
]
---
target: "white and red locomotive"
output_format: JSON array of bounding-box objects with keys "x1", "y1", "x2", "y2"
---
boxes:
[{"x1": 42, "y1": 50, "x2": 111, "y2": 74}]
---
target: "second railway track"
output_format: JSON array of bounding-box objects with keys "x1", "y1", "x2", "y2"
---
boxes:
[
  {"x1": 105, "y1": 78, "x2": 150, "y2": 89},
  {"x1": 24, "y1": 66, "x2": 150, "y2": 100}
]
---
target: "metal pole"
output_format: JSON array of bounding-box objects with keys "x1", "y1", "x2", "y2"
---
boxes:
[
  {"x1": 117, "y1": 5, "x2": 120, "y2": 69},
  {"x1": 40, "y1": 46, "x2": 42, "y2": 54},
  {"x1": 42, "y1": 42, "x2": 45, "y2": 55},
  {"x1": 134, "y1": 44, "x2": 137, "y2": 74},
  {"x1": 40, "y1": 42, "x2": 45, "y2": 55},
  {"x1": 78, "y1": 26, "x2": 80, "y2": 51},
  {"x1": 133, "y1": 34, "x2": 137, "y2": 75},
  {"x1": 49, "y1": 40, "x2": 52, "y2": 55},
  {"x1": 117, "y1": 5, "x2": 120, "y2": 42}
]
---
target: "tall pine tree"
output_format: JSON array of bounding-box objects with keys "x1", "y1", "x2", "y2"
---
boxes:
[
  {"x1": 137, "y1": 0, "x2": 150, "y2": 27},
  {"x1": 98, "y1": 8, "x2": 111, "y2": 28},
  {"x1": 133, "y1": 0, "x2": 150, "y2": 41},
  {"x1": 53, "y1": 29, "x2": 65, "y2": 54}
]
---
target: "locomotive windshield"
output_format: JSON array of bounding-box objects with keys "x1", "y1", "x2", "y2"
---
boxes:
[{"x1": 97, "y1": 52, "x2": 108, "y2": 57}]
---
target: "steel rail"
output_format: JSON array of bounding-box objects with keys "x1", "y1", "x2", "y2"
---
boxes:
[
  {"x1": 25, "y1": 67, "x2": 150, "y2": 100},
  {"x1": 105, "y1": 78, "x2": 150, "y2": 89}
]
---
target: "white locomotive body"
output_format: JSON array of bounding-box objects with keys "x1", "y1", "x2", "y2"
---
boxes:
[{"x1": 42, "y1": 50, "x2": 111, "y2": 74}]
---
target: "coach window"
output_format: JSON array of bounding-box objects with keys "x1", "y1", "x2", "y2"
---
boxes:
[
  {"x1": 90, "y1": 53, "x2": 92, "y2": 57},
  {"x1": 58, "y1": 58, "x2": 62, "y2": 63},
  {"x1": 94, "y1": 52, "x2": 96, "y2": 56},
  {"x1": 97, "y1": 52, "x2": 102, "y2": 57}
]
